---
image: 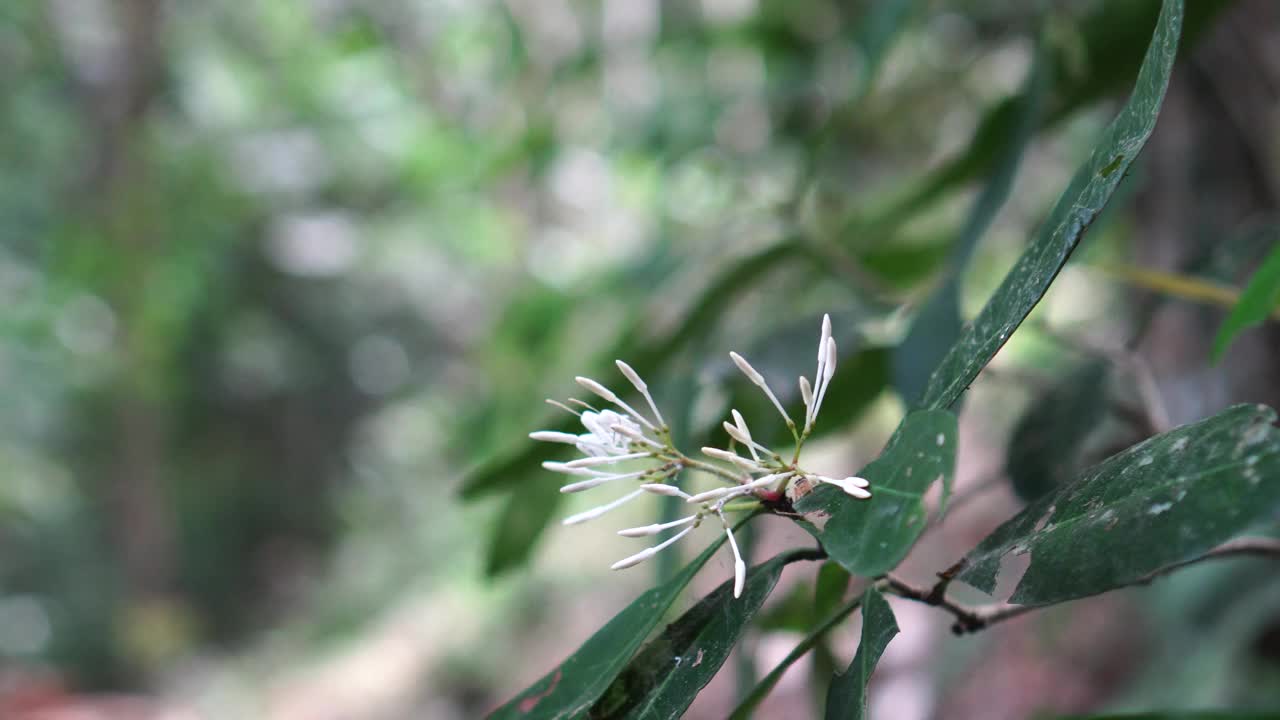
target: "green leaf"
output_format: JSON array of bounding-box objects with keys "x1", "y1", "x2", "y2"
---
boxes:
[
  {"x1": 1006, "y1": 360, "x2": 1110, "y2": 502},
  {"x1": 823, "y1": 587, "x2": 899, "y2": 720},
  {"x1": 814, "y1": 561, "x2": 851, "y2": 620},
  {"x1": 589, "y1": 549, "x2": 816, "y2": 720},
  {"x1": 916, "y1": 0, "x2": 1184, "y2": 411},
  {"x1": 958, "y1": 403, "x2": 1280, "y2": 606},
  {"x1": 893, "y1": 37, "x2": 1049, "y2": 406},
  {"x1": 484, "y1": 480, "x2": 563, "y2": 576},
  {"x1": 792, "y1": 409, "x2": 958, "y2": 577},
  {"x1": 729, "y1": 589, "x2": 863, "y2": 720},
  {"x1": 486, "y1": 529, "x2": 732, "y2": 719},
  {"x1": 1211, "y1": 240, "x2": 1280, "y2": 361}
]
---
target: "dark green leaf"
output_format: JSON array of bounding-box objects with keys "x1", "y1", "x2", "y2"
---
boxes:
[
  {"x1": 1006, "y1": 360, "x2": 1110, "y2": 502},
  {"x1": 487, "y1": 529, "x2": 732, "y2": 719},
  {"x1": 916, "y1": 0, "x2": 1184, "y2": 412},
  {"x1": 792, "y1": 409, "x2": 957, "y2": 577},
  {"x1": 589, "y1": 549, "x2": 816, "y2": 720},
  {"x1": 814, "y1": 561, "x2": 851, "y2": 620},
  {"x1": 893, "y1": 37, "x2": 1048, "y2": 406},
  {"x1": 823, "y1": 587, "x2": 899, "y2": 720},
  {"x1": 729, "y1": 590, "x2": 863, "y2": 720},
  {"x1": 484, "y1": 481, "x2": 563, "y2": 576},
  {"x1": 959, "y1": 403, "x2": 1280, "y2": 606},
  {"x1": 1211, "y1": 240, "x2": 1280, "y2": 361}
]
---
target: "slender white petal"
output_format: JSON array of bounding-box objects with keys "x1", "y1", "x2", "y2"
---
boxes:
[
  {"x1": 545, "y1": 398, "x2": 581, "y2": 416},
  {"x1": 561, "y1": 489, "x2": 645, "y2": 526},
  {"x1": 641, "y1": 483, "x2": 691, "y2": 499},
  {"x1": 559, "y1": 469, "x2": 649, "y2": 493},
  {"x1": 610, "y1": 423, "x2": 664, "y2": 449},
  {"x1": 811, "y1": 337, "x2": 838, "y2": 426},
  {"x1": 700, "y1": 446, "x2": 764, "y2": 472},
  {"x1": 730, "y1": 352, "x2": 793, "y2": 427},
  {"x1": 729, "y1": 351, "x2": 765, "y2": 385},
  {"x1": 721, "y1": 515, "x2": 746, "y2": 598},
  {"x1": 685, "y1": 485, "x2": 746, "y2": 504},
  {"x1": 799, "y1": 376, "x2": 813, "y2": 411},
  {"x1": 685, "y1": 472, "x2": 787, "y2": 504},
  {"x1": 568, "y1": 398, "x2": 598, "y2": 412},
  {"x1": 721, "y1": 421, "x2": 773, "y2": 462},
  {"x1": 610, "y1": 526, "x2": 695, "y2": 570},
  {"x1": 823, "y1": 337, "x2": 837, "y2": 382},
  {"x1": 542, "y1": 461, "x2": 606, "y2": 476},
  {"x1": 616, "y1": 359, "x2": 666, "y2": 427},
  {"x1": 731, "y1": 409, "x2": 762, "y2": 462},
  {"x1": 818, "y1": 475, "x2": 872, "y2": 499},
  {"x1": 577, "y1": 376, "x2": 657, "y2": 431},
  {"x1": 617, "y1": 514, "x2": 699, "y2": 537},
  {"x1": 529, "y1": 431, "x2": 583, "y2": 444},
  {"x1": 565, "y1": 452, "x2": 652, "y2": 468}
]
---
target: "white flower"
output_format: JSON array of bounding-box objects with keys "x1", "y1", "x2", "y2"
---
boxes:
[
  {"x1": 532, "y1": 366, "x2": 674, "y2": 528},
  {"x1": 532, "y1": 313, "x2": 876, "y2": 600}
]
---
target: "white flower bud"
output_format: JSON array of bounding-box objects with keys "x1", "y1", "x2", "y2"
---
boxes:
[
  {"x1": 561, "y1": 489, "x2": 645, "y2": 525},
  {"x1": 617, "y1": 515, "x2": 698, "y2": 537}
]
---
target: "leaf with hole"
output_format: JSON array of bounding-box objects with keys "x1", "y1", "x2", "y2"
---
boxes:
[{"x1": 959, "y1": 403, "x2": 1280, "y2": 606}]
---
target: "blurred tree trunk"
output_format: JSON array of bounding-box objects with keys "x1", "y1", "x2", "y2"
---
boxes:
[{"x1": 50, "y1": 0, "x2": 177, "y2": 607}]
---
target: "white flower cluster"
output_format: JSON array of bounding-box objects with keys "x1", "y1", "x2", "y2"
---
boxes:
[{"x1": 530, "y1": 314, "x2": 870, "y2": 598}]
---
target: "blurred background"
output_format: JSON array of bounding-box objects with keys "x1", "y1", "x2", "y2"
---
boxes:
[{"x1": 1, "y1": 0, "x2": 1278, "y2": 718}]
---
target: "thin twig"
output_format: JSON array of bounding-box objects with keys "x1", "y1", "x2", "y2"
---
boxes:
[
  {"x1": 887, "y1": 537, "x2": 1280, "y2": 635},
  {"x1": 1136, "y1": 537, "x2": 1280, "y2": 584},
  {"x1": 885, "y1": 574, "x2": 1037, "y2": 635}
]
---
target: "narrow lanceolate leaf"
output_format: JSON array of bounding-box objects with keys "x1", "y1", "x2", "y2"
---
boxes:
[
  {"x1": 487, "y1": 531, "x2": 731, "y2": 720},
  {"x1": 485, "y1": 481, "x2": 563, "y2": 576},
  {"x1": 958, "y1": 404, "x2": 1280, "y2": 606},
  {"x1": 893, "y1": 36, "x2": 1048, "y2": 406},
  {"x1": 589, "y1": 549, "x2": 814, "y2": 720},
  {"x1": 729, "y1": 583, "x2": 862, "y2": 720},
  {"x1": 791, "y1": 410, "x2": 957, "y2": 577},
  {"x1": 824, "y1": 587, "x2": 899, "y2": 720},
  {"x1": 916, "y1": 0, "x2": 1184, "y2": 412},
  {"x1": 1006, "y1": 360, "x2": 1110, "y2": 502},
  {"x1": 1211, "y1": 240, "x2": 1280, "y2": 361}
]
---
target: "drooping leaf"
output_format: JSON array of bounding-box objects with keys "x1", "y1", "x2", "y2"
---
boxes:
[
  {"x1": 916, "y1": 0, "x2": 1184, "y2": 411},
  {"x1": 893, "y1": 36, "x2": 1049, "y2": 406},
  {"x1": 485, "y1": 481, "x2": 564, "y2": 576},
  {"x1": 1211, "y1": 240, "x2": 1280, "y2": 361},
  {"x1": 1006, "y1": 360, "x2": 1110, "y2": 502},
  {"x1": 486, "y1": 529, "x2": 732, "y2": 719},
  {"x1": 958, "y1": 403, "x2": 1280, "y2": 606},
  {"x1": 791, "y1": 409, "x2": 958, "y2": 577},
  {"x1": 589, "y1": 549, "x2": 816, "y2": 720},
  {"x1": 823, "y1": 587, "x2": 899, "y2": 720}
]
